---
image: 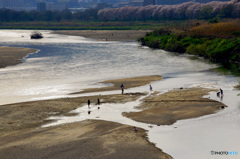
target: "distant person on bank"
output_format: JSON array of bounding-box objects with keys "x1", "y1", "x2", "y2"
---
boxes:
[{"x1": 121, "y1": 84, "x2": 124, "y2": 94}]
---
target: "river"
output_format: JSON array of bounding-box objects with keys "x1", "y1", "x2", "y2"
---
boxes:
[{"x1": 0, "y1": 30, "x2": 239, "y2": 159}]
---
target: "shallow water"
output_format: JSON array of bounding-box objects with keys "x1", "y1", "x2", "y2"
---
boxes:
[
  {"x1": 1, "y1": 30, "x2": 240, "y2": 159},
  {"x1": 0, "y1": 30, "x2": 218, "y2": 105},
  {"x1": 42, "y1": 72, "x2": 240, "y2": 159},
  {"x1": 148, "y1": 77, "x2": 240, "y2": 159}
]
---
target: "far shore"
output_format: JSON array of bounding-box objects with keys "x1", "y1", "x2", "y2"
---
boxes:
[
  {"x1": 53, "y1": 30, "x2": 150, "y2": 42},
  {"x1": 0, "y1": 46, "x2": 38, "y2": 68}
]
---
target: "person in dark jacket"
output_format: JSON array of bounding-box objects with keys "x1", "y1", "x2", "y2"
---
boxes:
[
  {"x1": 220, "y1": 88, "x2": 223, "y2": 96},
  {"x1": 120, "y1": 84, "x2": 124, "y2": 94},
  {"x1": 88, "y1": 99, "x2": 90, "y2": 108}
]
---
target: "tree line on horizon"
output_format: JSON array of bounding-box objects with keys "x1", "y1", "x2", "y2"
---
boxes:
[
  {"x1": 0, "y1": 0, "x2": 239, "y2": 22},
  {"x1": 0, "y1": 8, "x2": 98, "y2": 22},
  {"x1": 98, "y1": 0, "x2": 240, "y2": 21}
]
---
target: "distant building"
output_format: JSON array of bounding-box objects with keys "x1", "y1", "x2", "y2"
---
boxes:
[
  {"x1": 118, "y1": 2, "x2": 129, "y2": 7},
  {"x1": 23, "y1": 0, "x2": 37, "y2": 7},
  {"x1": 196, "y1": 0, "x2": 229, "y2": 2},
  {"x1": 118, "y1": 0, "x2": 231, "y2": 8},
  {"x1": 0, "y1": 0, "x2": 37, "y2": 10},
  {"x1": 67, "y1": 0, "x2": 79, "y2": 8},
  {"x1": 37, "y1": 2, "x2": 47, "y2": 12},
  {"x1": 37, "y1": 2, "x2": 68, "y2": 12},
  {"x1": 48, "y1": 3, "x2": 68, "y2": 10},
  {"x1": 156, "y1": 0, "x2": 229, "y2": 5},
  {"x1": 144, "y1": 0, "x2": 155, "y2": 6},
  {"x1": 128, "y1": 0, "x2": 144, "y2": 6},
  {"x1": 118, "y1": 0, "x2": 155, "y2": 7},
  {"x1": 0, "y1": 0, "x2": 24, "y2": 8}
]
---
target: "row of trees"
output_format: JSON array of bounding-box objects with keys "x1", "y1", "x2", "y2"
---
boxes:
[
  {"x1": 0, "y1": 0, "x2": 240, "y2": 22},
  {"x1": 98, "y1": 0, "x2": 240, "y2": 21},
  {"x1": 0, "y1": 8, "x2": 99, "y2": 22}
]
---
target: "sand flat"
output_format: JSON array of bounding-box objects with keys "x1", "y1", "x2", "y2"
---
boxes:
[
  {"x1": 71, "y1": 75, "x2": 162, "y2": 94},
  {"x1": 54, "y1": 30, "x2": 150, "y2": 41},
  {"x1": 0, "y1": 120, "x2": 171, "y2": 159},
  {"x1": 0, "y1": 46, "x2": 38, "y2": 68},
  {"x1": 123, "y1": 88, "x2": 226, "y2": 125},
  {"x1": 0, "y1": 75, "x2": 226, "y2": 159}
]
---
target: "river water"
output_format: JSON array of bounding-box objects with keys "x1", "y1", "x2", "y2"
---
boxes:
[{"x1": 0, "y1": 30, "x2": 239, "y2": 159}]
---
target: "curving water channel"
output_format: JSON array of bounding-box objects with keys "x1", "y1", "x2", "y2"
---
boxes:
[{"x1": 0, "y1": 30, "x2": 240, "y2": 159}]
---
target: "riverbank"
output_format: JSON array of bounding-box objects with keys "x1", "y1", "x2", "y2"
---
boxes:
[
  {"x1": 0, "y1": 46, "x2": 38, "y2": 68},
  {"x1": 54, "y1": 30, "x2": 150, "y2": 42},
  {"x1": 0, "y1": 75, "x2": 226, "y2": 159},
  {"x1": 138, "y1": 21, "x2": 240, "y2": 74}
]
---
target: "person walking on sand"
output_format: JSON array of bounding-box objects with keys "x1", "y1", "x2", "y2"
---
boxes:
[
  {"x1": 120, "y1": 84, "x2": 124, "y2": 94},
  {"x1": 97, "y1": 98, "x2": 101, "y2": 110},
  {"x1": 97, "y1": 98, "x2": 100, "y2": 105},
  {"x1": 220, "y1": 88, "x2": 223, "y2": 96},
  {"x1": 88, "y1": 99, "x2": 91, "y2": 108},
  {"x1": 149, "y1": 85, "x2": 153, "y2": 91},
  {"x1": 133, "y1": 126, "x2": 138, "y2": 132}
]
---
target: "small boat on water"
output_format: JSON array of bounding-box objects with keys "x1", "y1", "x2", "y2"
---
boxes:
[{"x1": 30, "y1": 31, "x2": 43, "y2": 39}]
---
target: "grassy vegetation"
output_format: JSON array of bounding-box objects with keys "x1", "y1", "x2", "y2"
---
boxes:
[
  {"x1": 138, "y1": 21, "x2": 240, "y2": 74},
  {"x1": 189, "y1": 21, "x2": 240, "y2": 38},
  {"x1": 0, "y1": 21, "x2": 168, "y2": 30},
  {"x1": 0, "y1": 19, "x2": 205, "y2": 30}
]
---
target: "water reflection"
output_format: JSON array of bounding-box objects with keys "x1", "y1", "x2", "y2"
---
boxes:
[{"x1": 0, "y1": 30, "x2": 220, "y2": 105}]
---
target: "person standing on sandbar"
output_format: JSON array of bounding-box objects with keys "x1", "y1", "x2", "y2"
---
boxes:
[
  {"x1": 120, "y1": 84, "x2": 124, "y2": 94},
  {"x1": 220, "y1": 88, "x2": 223, "y2": 96},
  {"x1": 88, "y1": 99, "x2": 91, "y2": 108},
  {"x1": 97, "y1": 98, "x2": 101, "y2": 110},
  {"x1": 149, "y1": 85, "x2": 153, "y2": 91}
]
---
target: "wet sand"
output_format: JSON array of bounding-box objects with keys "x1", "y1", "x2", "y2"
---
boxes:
[
  {"x1": 54, "y1": 30, "x2": 150, "y2": 41},
  {"x1": 0, "y1": 120, "x2": 170, "y2": 159},
  {"x1": 0, "y1": 91, "x2": 171, "y2": 158},
  {"x1": 0, "y1": 76, "x2": 225, "y2": 159},
  {"x1": 123, "y1": 88, "x2": 226, "y2": 125},
  {"x1": 0, "y1": 93, "x2": 145, "y2": 133},
  {"x1": 0, "y1": 46, "x2": 38, "y2": 68},
  {"x1": 71, "y1": 75, "x2": 162, "y2": 94}
]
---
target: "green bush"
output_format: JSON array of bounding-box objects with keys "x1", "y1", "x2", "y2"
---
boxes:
[
  {"x1": 164, "y1": 37, "x2": 185, "y2": 53},
  {"x1": 139, "y1": 30, "x2": 240, "y2": 67},
  {"x1": 186, "y1": 44, "x2": 204, "y2": 56},
  {"x1": 206, "y1": 39, "x2": 235, "y2": 61},
  {"x1": 180, "y1": 36, "x2": 204, "y2": 47}
]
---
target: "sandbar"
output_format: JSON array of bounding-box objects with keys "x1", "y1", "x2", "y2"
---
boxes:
[
  {"x1": 0, "y1": 92, "x2": 170, "y2": 159},
  {"x1": 70, "y1": 75, "x2": 162, "y2": 94},
  {"x1": 0, "y1": 120, "x2": 171, "y2": 159},
  {"x1": 0, "y1": 46, "x2": 38, "y2": 68},
  {"x1": 54, "y1": 30, "x2": 150, "y2": 41},
  {"x1": 123, "y1": 88, "x2": 226, "y2": 125}
]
